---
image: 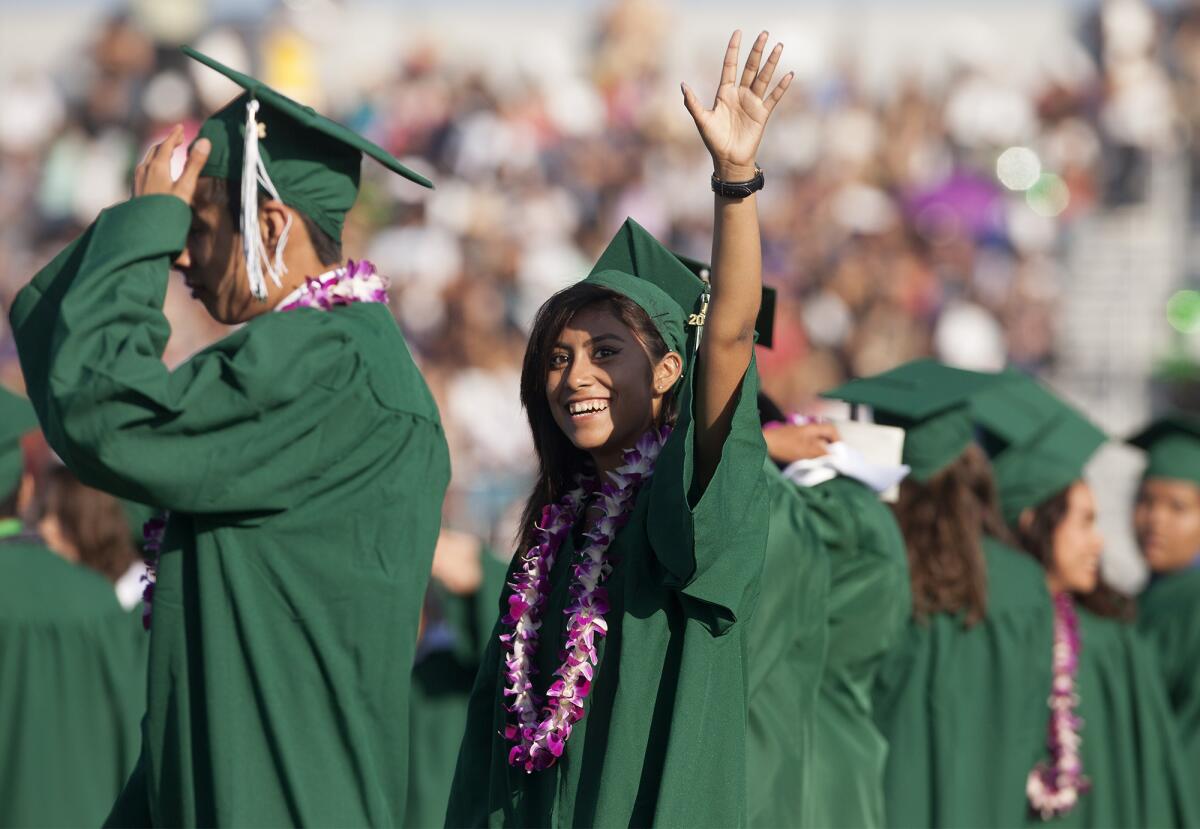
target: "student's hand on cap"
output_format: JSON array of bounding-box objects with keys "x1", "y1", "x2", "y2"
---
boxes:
[
  {"x1": 681, "y1": 30, "x2": 794, "y2": 182},
  {"x1": 133, "y1": 125, "x2": 211, "y2": 206},
  {"x1": 764, "y1": 422, "x2": 839, "y2": 465}
]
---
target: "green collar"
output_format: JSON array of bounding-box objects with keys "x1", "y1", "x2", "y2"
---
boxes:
[{"x1": 0, "y1": 518, "x2": 23, "y2": 540}]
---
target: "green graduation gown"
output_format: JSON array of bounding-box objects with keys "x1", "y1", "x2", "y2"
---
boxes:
[
  {"x1": 805, "y1": 476, "x2": 910, "y2": 829},
  {"x1": 10, "y1": 194, "x2": 451, "y2": 826},
  {"x1": 1138, "y1": 567, "x2": 1200, "y2": 780},
  {"x1": 446, "y1": 362, "x2": 769, "y2": 828},
  {"x1": 1050, "y1": 607, "x2": 1200, "y2": 828},
  {"x1": 745, "y1": 463, "x2": 830, "y2": 829},
  {"x1": 0, "y1": 524, "x2": 147, "y2": 828},
  {"x1": 407, "y1": 553, "x2": 511, "y2": 829},
  {"x1": 872, "y1": 537, "x2": 1055, "y2": 829}
]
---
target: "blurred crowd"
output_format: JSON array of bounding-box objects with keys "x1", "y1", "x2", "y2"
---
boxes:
[{"x1": 1, "y1": 0, "x2": 1197, "y2": 545}]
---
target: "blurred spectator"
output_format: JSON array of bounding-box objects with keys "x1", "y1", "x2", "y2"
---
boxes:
[{"x1": 36, "y1": 465, "x2": 146, "y2": 610}]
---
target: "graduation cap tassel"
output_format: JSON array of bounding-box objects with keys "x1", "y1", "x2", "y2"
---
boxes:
[{"x1": 241, "y1": 98, "x2": 293, "y2": 301}]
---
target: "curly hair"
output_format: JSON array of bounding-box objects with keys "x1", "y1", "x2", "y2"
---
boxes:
[{"x1": 891, "y1": 444, "x2": 1011, "y2": 626}]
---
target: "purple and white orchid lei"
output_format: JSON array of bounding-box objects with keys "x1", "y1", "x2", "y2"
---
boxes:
[
  {"x1": 277, "y1": 259, "x2": 389, "y2": 312},
  {"x1": 1027, "y1": 591, "x2": 1088, "y2": 819},
  {"x1": 139, "y1": 261, "x2": 388, "y2": 632},
  {"x1": 140, "y1": 513, "x2": 168, "y2": 630},
  {"x1": 501, "y1": 425, "x2": 672, "y2": 773}
]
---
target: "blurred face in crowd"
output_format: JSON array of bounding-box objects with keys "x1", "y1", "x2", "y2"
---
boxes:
[
  {"x1": 546, "y1": 306, "x2": 681, "y2": 473},
  {"x1": 1134, "y1": 477, "x2": 1200, "y2": 573},
  {"x1": 1046, "y1": 481, "x2": 1104, "y2": 595}
]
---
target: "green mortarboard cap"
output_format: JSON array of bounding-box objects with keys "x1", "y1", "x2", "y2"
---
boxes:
[
  {"x1": 183, "y1": 46, "x2": 432, "y2": 299},
  {"x1": 972, "y1": 372, "x2": 1108, "y2": 524},
  {"x1": 970, "y1": 368, "x2": 1070, "y2": 458},
  {"x1": 0, "y1": 386, "x2": 37, "y2": 499},
  {"x1": 1128, "y1": 413, "x2": 1200, "y2": 488},
  {"x1": 582, "y1": 219, "x2": 708, "y2": 361},
  {"x1": 674, "y1": 251, "x2": 777, "y2": 349},
  {"x1": 822, "y1": 358, "x2": 1000, "y2": 481},
  {"x1": 990, "y1": 413, "x2": 1107, "y2": 525}
]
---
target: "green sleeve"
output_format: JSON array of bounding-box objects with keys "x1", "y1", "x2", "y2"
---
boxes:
[
  {"x1": 646, "y1": 355, "x2": 769, "y2": 636},
  {"x1": 1139, "y1": 569, "x2": 1200, "y2": 778},
  {"x1": 10, "y1": 195, "x2": 375, "y2": 515}
]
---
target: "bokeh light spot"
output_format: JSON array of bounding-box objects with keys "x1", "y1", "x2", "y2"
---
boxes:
[
  {"x1": 996, "y1": 146, "x2": 1042, "y2": 191},
  {"x1": 1025, "y1": 173, "x2": 1070, "y2": 217},
  {"x1": 1166, "y1": 290, "x2": 1200, "y2": 333}
]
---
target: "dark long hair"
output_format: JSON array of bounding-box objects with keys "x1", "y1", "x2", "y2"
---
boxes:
[
  {"x1": 891, "y1": 444, "x2": 1011, "y2": 626},
  {"x1": 1014, "y1": 483, "x2": 1134, "y2": 620},
  {"x1": 516, "y1": 283, "x2": 677, "y2": 553}
]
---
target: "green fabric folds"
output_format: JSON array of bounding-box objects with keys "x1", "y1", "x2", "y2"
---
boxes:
[
  {"x1": 10, "y1": 194, "x2": 451, "y2": 826},
  {"x1": 1048, "y1": 608, "x2": 1200, "y2": 828},
  {"x1": 446, "y1": 357, "x2": 769, "y2": 827},
  {"x1": 873, "y1": 537, "x2": 1055, "y2": 828},
  {"x1": 1128, "y1": 412, "x2": 1200, "y2": 487},
  {"x1": 805, "y1": 476, "x2": 910, "y2": 829},
  {"x1": 1138, "y1": 568, "x2": 1200, "y2": 785},
  {"x1": 0, "y1": 535, "x2": 147, "y2": 828},
  {"x1": 746, "y1": 462, "x2": 830, "y2": 829}
]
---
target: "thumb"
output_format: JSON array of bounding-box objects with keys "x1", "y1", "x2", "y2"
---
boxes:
[{"x1": 681, "y1": 82, "x2": 706, "y2": 125}]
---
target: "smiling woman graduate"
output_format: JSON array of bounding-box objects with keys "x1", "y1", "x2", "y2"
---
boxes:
[
  {"x1": 445, "y1": 30, "x2": 792, "y2": 828},
  {"x1": 9, "y1": 49, "x2": 450, "y2": 826}
]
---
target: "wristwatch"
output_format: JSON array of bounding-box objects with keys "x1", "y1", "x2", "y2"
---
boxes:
[{"x1": 711, "y1": 166, "x2": 765, "y2": 198}]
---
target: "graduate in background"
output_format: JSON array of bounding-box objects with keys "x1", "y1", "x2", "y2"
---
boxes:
[
  {"x1": 976, "y1": 375, "x2": 1199, "y2": 827},
  {"x1": 750, "y1": 398, "x2": 909, "y2": 829},
  {"x1": 407, "y1": 531, "x2": 510, "y2": 829},
  {"x1": 1130, "y1": 414, "x2": 1200, "y2": 784},
  {"x1": 37, "y1": 464, "x2": 145, "y2": 609},
  {"x1": 828, "y1": 359, "x2": 1056, "y2": 829},
  {"x1": 0, "y1": 386, "x2": 146, "y2": 828},
  {"x1": 447, "y1": 30, "x2": 792, "y2": 827},
  {"x1": 10, "y1": 48, "x2": 450, "y2": 826}
]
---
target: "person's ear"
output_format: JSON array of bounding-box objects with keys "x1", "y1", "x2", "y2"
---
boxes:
[
  {"x1": 259, "y1": 199, "x2": 291, "y2": 254},
  {"x1": 1018, "y1": 507, "x2": 1035, "y2": 534},
  {"x1": 652, "y1": 351, "x2": 684, "y2": 395}
]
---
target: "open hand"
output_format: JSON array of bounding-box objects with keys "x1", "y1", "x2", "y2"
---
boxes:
[
  {"x1": 133, "y1": 124, "x2": 211, "y2": 205},
  {"x1": 764, "y1": 422, "x2": 840, "y2": 465},
  {"x1": 682, "y1": 30, "x2": 794, "y2": 181}
]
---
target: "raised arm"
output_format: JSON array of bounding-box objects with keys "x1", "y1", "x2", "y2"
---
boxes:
[{"x1": 683, "y1": 30, "x2": 793, "y2": 487}]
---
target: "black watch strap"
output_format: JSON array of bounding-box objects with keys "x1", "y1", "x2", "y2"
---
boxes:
[{"x1": 711, "y1": 166, "x2": 764, "y2": 198}]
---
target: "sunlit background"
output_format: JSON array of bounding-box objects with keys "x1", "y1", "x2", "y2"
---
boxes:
[{"x1": 2, "y1": 0, "x2": 1198, "y2": 591}]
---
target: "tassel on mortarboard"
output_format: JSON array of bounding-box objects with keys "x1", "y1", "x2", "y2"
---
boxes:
[{"x1": 241, "y1": 98, "x2": 292, "y2": 301}]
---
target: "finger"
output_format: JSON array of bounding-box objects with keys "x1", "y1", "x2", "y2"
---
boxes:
[
  {"x1": 147, "y1": 125, "x2": 184, "y2": 173},
  {"x1": 813, "y1": 423, "x2": 841, "y2": 443},
  {"x1": 719, "y1": 30, "x2": 742, "y2": 88},
  {"x1": 764, "y1": 71, "x2": 795, "y2": 114},
  {"x1": 752, "y1": 42, "x2": 783, "y2": 98},
  {"x1": 740, "y1": 30, "x2": 768, "y2": 89},
  {"x1": 681, "y1": 82, "x2": 707, "y2": 124},
  {"x1": 175, "y1": 138, "x2": 211, "y2": 199}
]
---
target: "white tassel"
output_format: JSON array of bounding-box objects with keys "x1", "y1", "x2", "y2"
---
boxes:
[{"x1": 242, "y1": 98, "x2": 293, "y2": 301}]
